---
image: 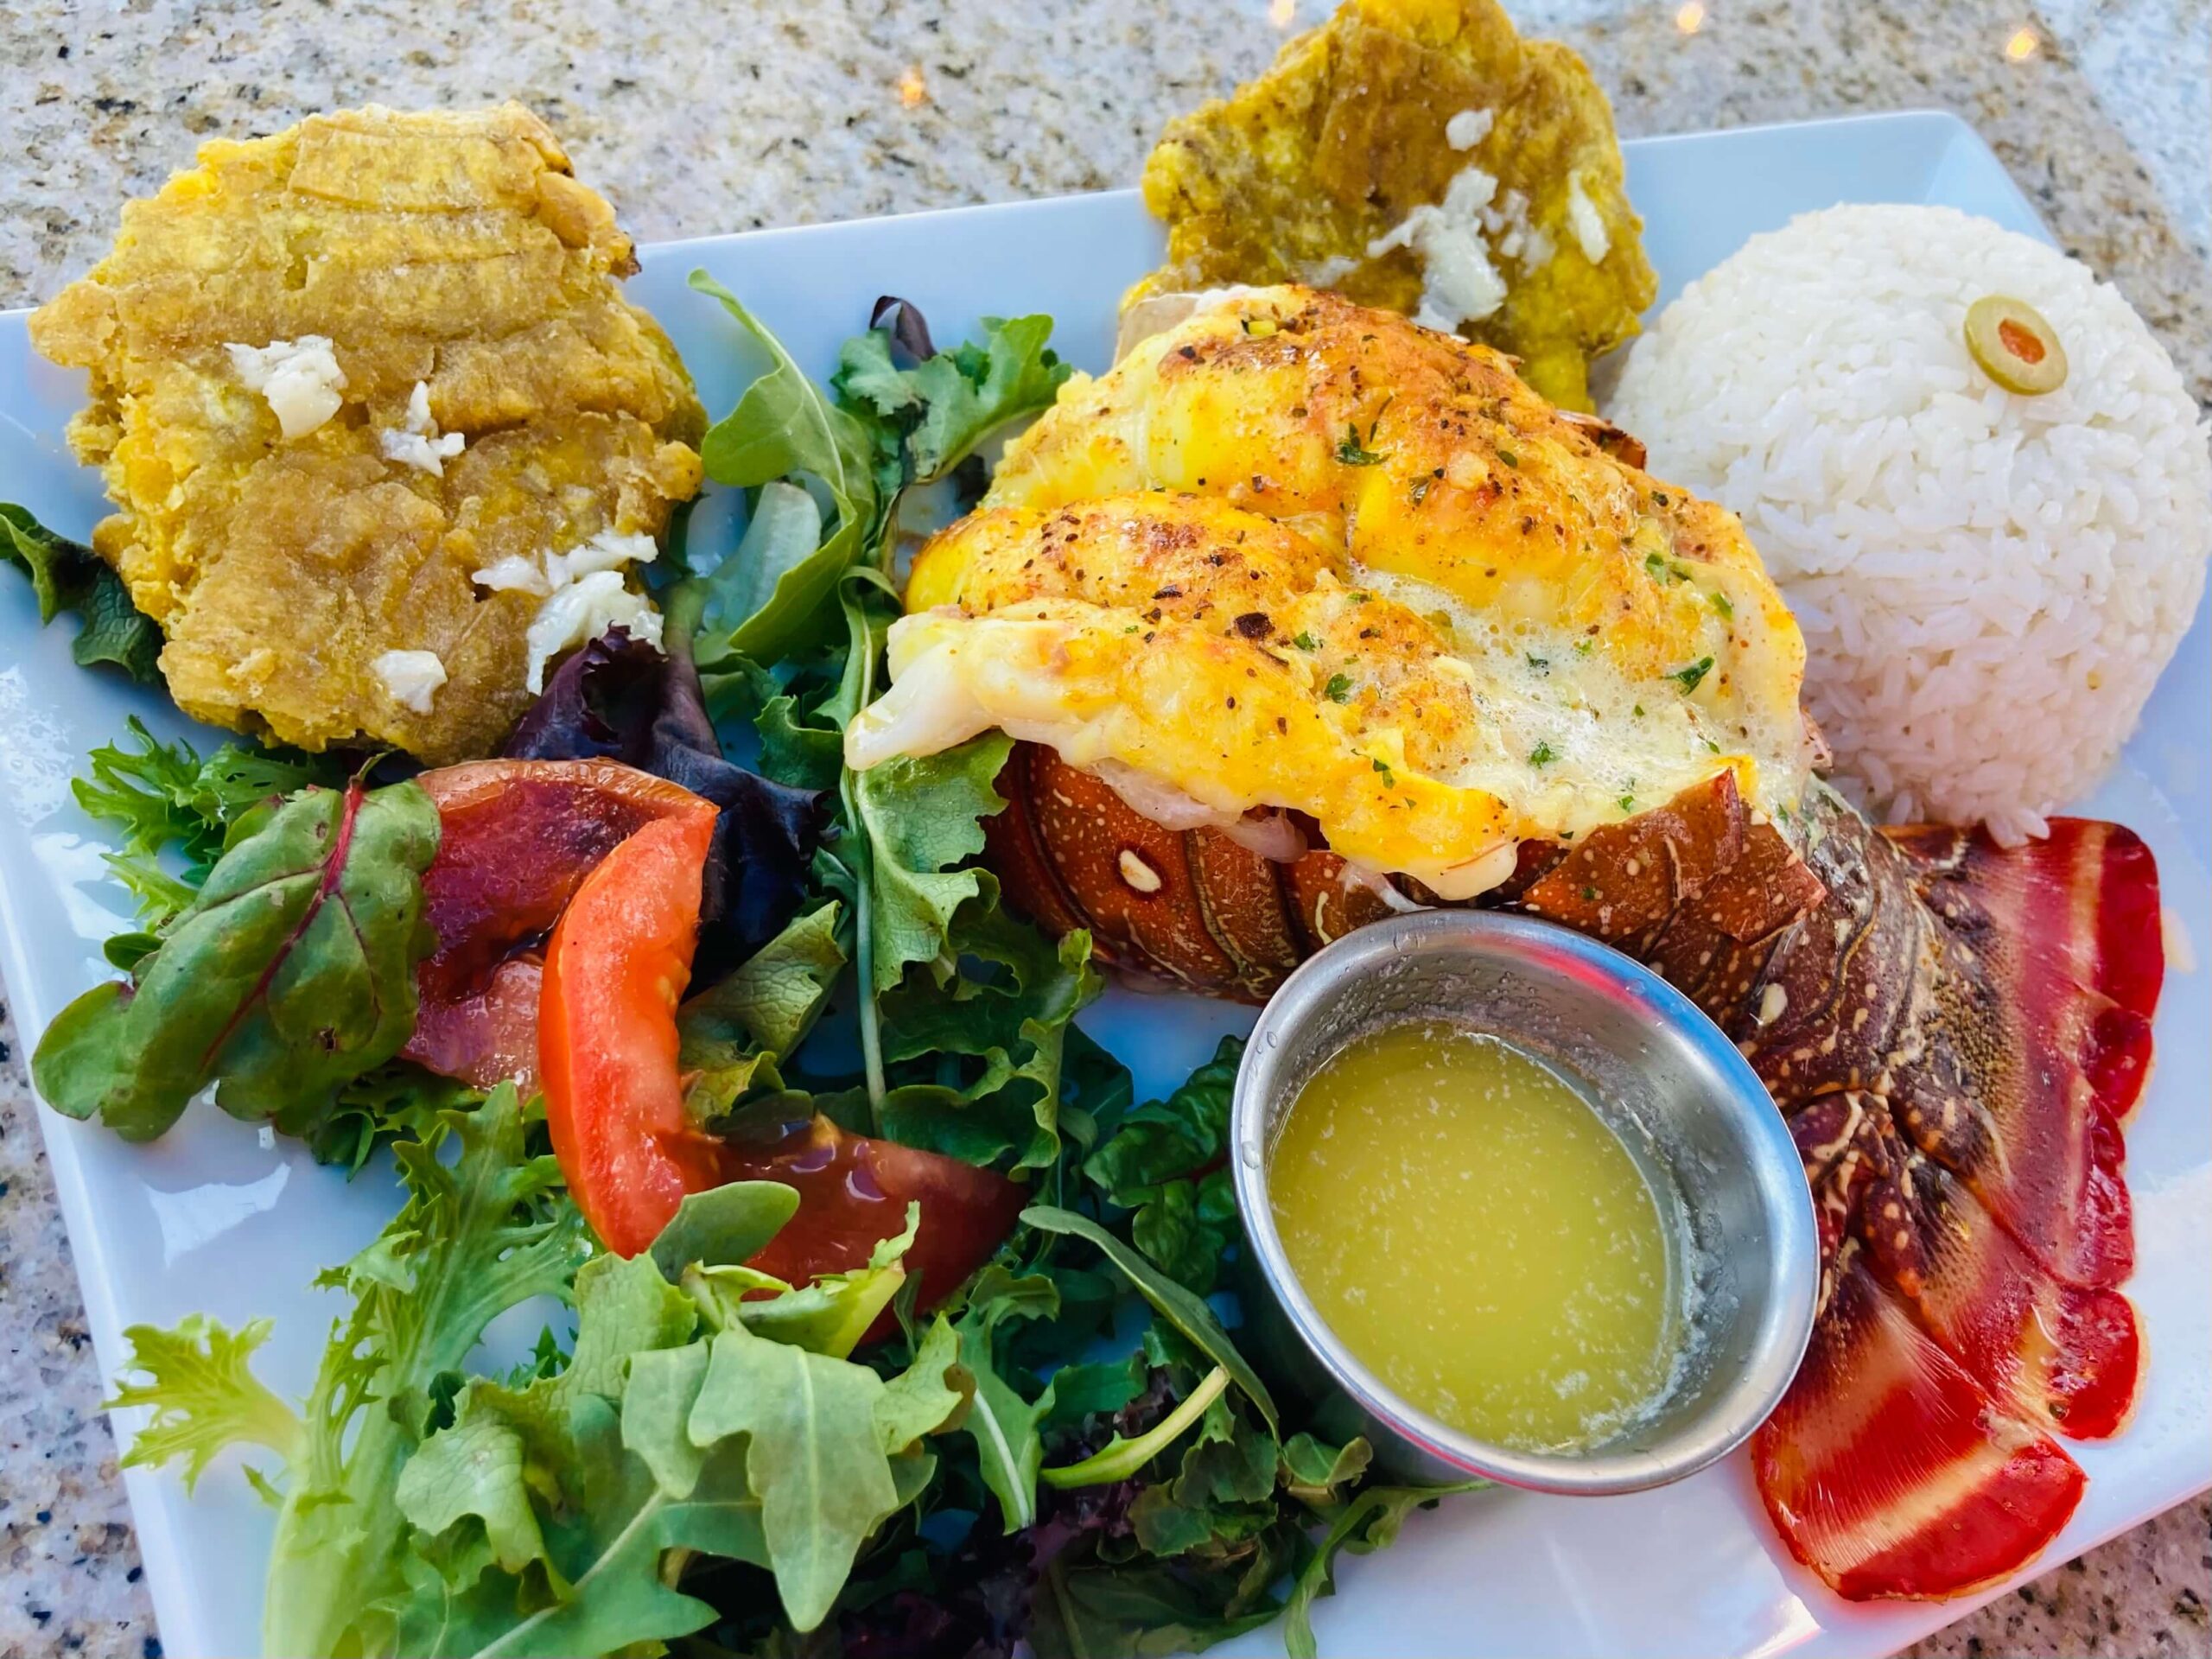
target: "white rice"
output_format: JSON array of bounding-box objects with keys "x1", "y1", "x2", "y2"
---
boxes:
[{"x1": 1608, "y1": 203, "x2": 2211, "y2": 842}]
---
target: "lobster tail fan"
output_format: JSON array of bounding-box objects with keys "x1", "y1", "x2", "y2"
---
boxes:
[{"x1": 1752, "y1": 1243, "x2": 2087, "y2": 1603}]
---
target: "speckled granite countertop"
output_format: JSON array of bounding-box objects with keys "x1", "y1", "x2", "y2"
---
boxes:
[{"x1": 1, "y1": 3, "x2": 2206, "y2": 1656}]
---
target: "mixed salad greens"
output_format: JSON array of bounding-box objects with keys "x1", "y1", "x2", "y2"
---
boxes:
[{"x1": 10, "y1": 283, "x2": 1472, "y2": 1658}]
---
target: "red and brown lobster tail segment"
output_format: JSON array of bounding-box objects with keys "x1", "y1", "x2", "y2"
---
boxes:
[
  {"x1": 1751, "y1": 798, "x2": 2164, "y2": 1599},
  {"x1": 1753, "y1": 1244, "x2": 2087, "y2": 1603},
  {"x1": 1861, "y1": 1141, "x2": 2143, "y2": 1440},
  {"x1": 1882, "y1": 818, "x2": 2162, "y2": 1289}
]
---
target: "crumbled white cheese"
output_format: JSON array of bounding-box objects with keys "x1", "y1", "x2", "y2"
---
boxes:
[
  {"x1": 524, "y1": 570, "x2": 664, "y2": 693},
  {"x1": 477, "y1": 525, "x2": 665, "y2": 692},
  {"x1": 372, "y1": 648, "x2": 448, "y2": 715},
  {"x1": 1444, "y1": 108, "x2": 1494, "y2": 151},
  {"x1": 226, "y1": 335, "x2": 347, "y2": 440},
  {"x1": 378, "y1": 380, "x2": 466, "y2": 476},
  {"x1": 1370, "y1": 165, "x2": 1510, "y2": 333},
  {"x1": 1565, "y1": 170, "x2": 1611, "y2": 264},
  {"x1": 545, "y1": 528, "x2": 659, "y2": 588},
  {"x1": 471, "y1": 555, "x2": 553, "y2": 596}
]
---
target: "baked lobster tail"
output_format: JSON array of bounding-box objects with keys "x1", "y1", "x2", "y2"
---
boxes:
[{"x1": 987, "y1": 756, "x2": 2163, "y2": 1599}]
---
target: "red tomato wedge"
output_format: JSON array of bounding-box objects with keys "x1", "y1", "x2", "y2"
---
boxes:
[
  {"x1": 539, "y1": 808, "x2": 732, "y2": 1257},
  {"x1": 721, "y1": 1113, "x2": 1028, "y2": 1326},
  {"x1": 407, "y1": 760, "x2": 715, "y2": 1092}
]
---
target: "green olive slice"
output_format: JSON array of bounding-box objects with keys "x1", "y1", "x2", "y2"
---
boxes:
[{"x1": 1964, "y1": 296, "x2": 2068, "y2": 395}]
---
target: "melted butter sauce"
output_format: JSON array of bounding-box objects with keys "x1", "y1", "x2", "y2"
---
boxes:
[{"x1": 1270, "y1": 1020, "x2": 1682, "y2": 1452}]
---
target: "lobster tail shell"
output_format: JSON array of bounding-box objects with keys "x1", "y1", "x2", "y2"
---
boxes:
[
  {"x1": 983, "y1": 745, "x2": 2164, "y2": 1602},
  {"x1": 1753, "y1": 1242, "x2": 2088, "y2": 1603},
  {"x1": 1735, "y1": 806, "x2": 2160, "y2": 1597}
]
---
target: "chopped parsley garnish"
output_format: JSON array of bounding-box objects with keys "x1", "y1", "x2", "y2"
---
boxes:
[
  {"x1": 1710, "y1": 590, "x2": 1734, "y2": 619},
  {"x1": 1618, "y1": 795, "x2": 1637, "y2": 812},
  {"x1": 1669, "y1": 656, "x2": 1716, "y2": 692},
  {"x1": 1644, "y1": 550, "x2": 1667, "y2": 578},
  {"x1": 1324, "y1": 673, "x2": 1354, "y2": 702},
  {"x1": 1292, "y1": 631, "x2": 1319, "y2": 652},
  {"x1": 1525, "y1": 652, "x2": 1550, "y2": 674},
  {"x1": 1705, "y1": 737, "x2": 1722, "y2": 754},
  {"x1": 1632, "y1": 702, "x2": 1646, "y2": 717},
  {"x1": 1497, "y1": 448, "x2": 1519, "y2": 468},
  {"x1": 1573, "y1": 639, "x2": 1593, "y2": 656},
  {"x1": 1581, "y1": 886, "x2": 1599, "y2": 902},
  {"x1": 1529, "y1": 741, "x2": 1556, "y2": 766},
  {"x1": 1337, "y1": 424, "x2": 1384, "y2": 466}
]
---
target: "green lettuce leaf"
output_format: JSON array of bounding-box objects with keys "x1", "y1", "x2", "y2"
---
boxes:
[
  {"x1": 877, "y1": 905, "x2": 1101, "y2": 1171},
  {"x1": 832, "y1": 312, "x2": 1071, "y2": 501},
  {"x1": 850, "y1": 731, "x2": 1014, "y2": 995},
  {"x1": 71, "y1": 716, "x2": 341, "y2": 931},
  {"x1": 678, "y1": 900, "x2": 845, "y2": 1064},
  {"x1": 32, "y1": 776, "x2": 439, "y2": 1141},
  {"x1": 1084, "y1": 1034, "x2": 1244, "y2": 1293},
  {"x1": 1, "y1": 503, "x2": 161, "y2": 682},
  {"x1": 97, "y1": 1086, "x2": 588, "y2": 1658},
  {"x1": 105, "y1": 1315, "x2": 302, "y2": 1497}
]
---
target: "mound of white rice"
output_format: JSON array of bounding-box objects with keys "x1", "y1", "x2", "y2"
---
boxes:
[{"x1": 1609, "y1": 203, "x2": 2210, "y2": 842}]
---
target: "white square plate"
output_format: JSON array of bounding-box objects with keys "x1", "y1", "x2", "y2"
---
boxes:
[{"x1": 2, "y1": 110, "x2": 2205, "y2": 1659}]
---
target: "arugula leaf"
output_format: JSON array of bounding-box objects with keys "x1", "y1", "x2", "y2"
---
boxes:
[
  {"x1": 686, "y1": 1316, "x2": 912, "y2": 1630},
  {"x1": 34, "y1": 776, "x2": 438, "y2": 1142},
  {"x1": 647, "y1": 1180, "x2": 802, "y2": 1280},
  {"x1": 1282, "y1": 1484, "x2": 1480, "y2": 1659},
  {"x1": 1084, "y1": 1034, "x2": 1243, "y2": 1292},
  {"x1": 400, "y1": 1401, "x2": 766, "y2": 1658},
  {"x1": 1044, "y1": 1352, "x2": 1149, "y2": 1430},
  {"x1": 696, "y1": 479, "x2": 825, "y2": 645},
  {"x1": 390, "y1": 1201, "x2": 961, "y2": 1652},
  {"x1": 690, "y1": 273, "x2": 880, "y2": 664},
  {"x1": 1020, "y1": 1206, "x2": 1278, "y2": 1435},
  {"x1": 1044, "y1": 1365, "x2": 1230, "y2": 1490},
  {"x1": 1279, "y1": 1433, "x2": 1375, "y2": 1507},
  {"x1": 951, "y1": 1290, "x2": 1055, "y2": 1535},
  {"x1": 1, "y1": 503, "x2": 161, "y2": 682},
  {"x1": 701, "y1": 1201, "x2": 919, "y2": 1358}
]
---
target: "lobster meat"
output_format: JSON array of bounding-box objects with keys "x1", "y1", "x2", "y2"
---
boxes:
[{"x1": 987, "y1": 743, "x2": 2164, "y2": 1599}]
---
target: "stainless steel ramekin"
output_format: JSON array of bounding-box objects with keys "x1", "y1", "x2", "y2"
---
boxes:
[{"x1": 1230, "y1": 909, "x2": 1817, "y2": 1495}]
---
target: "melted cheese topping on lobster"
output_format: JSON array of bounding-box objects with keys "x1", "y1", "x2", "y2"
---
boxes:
[{"x1": 847, "y1": 286, "x2": 1811, "y2": 899}]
